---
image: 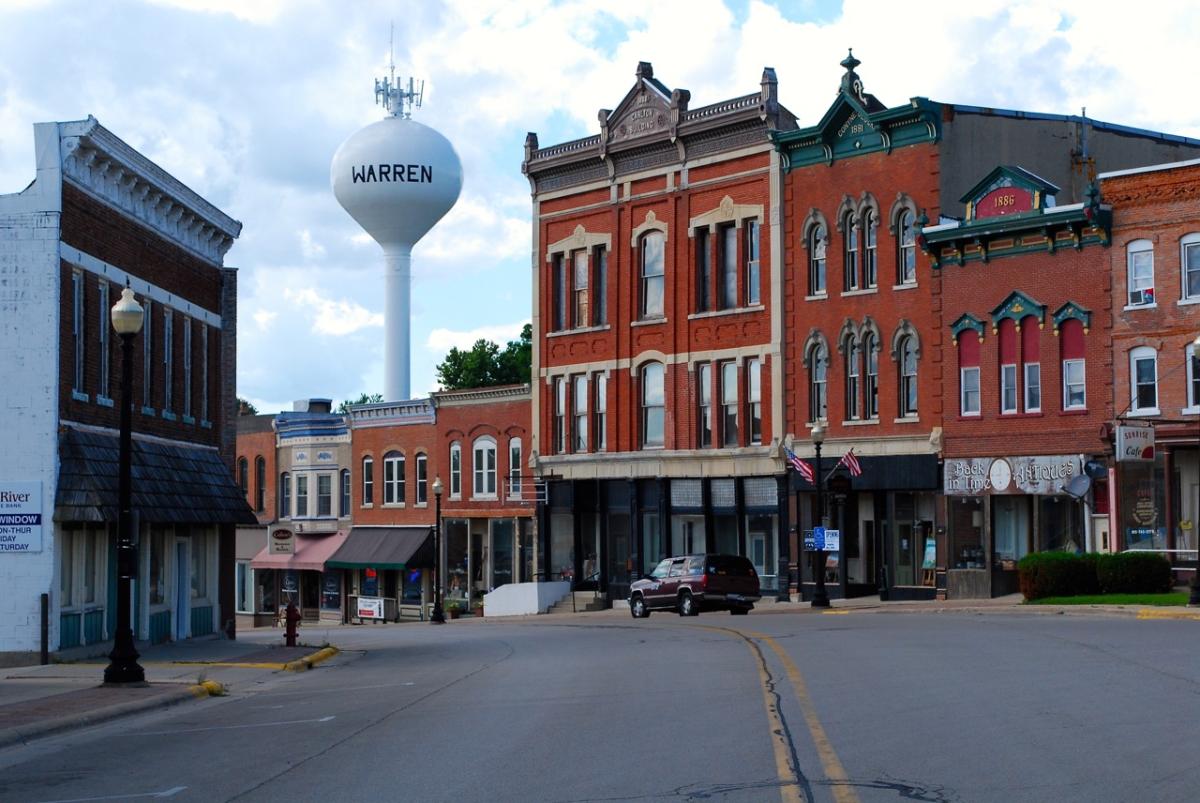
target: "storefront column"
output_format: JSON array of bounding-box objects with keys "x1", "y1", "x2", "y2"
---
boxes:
[
  {"x1": 1164, "y1": 447, "x2": 1176, "y2": 556},
  {"x1": 776, "y1": 474, "x2": 791, "y2": 601}
]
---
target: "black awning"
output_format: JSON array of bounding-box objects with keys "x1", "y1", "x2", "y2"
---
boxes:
[
  {"x1": 325, "y1": 526, "x2": 434, "y2": 570},
  {"x1": 54, "y1": 426, "x2": 257, "y2": 526}
]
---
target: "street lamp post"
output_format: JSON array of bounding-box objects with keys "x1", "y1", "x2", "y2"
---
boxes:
[
  {"x1": 811, "y1": 422, "x2": 831, "y2": 608},
  {"x1": 431, "y1": 477, "x2": 446, "y2": 624},
  {"x1": 1190, "y1": 335, "x2": 1200, "y2": 607},
  {"x1": 104, "y1": 286, "x2": 146, "y2": 685}
]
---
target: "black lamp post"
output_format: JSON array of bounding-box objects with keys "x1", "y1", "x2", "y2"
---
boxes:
[
  {"x1": 811, "y1": 422, "x2": 831, "y2": 608},
  {"x1": 104, "y1": 286, "x2": 146, "y2": 684},
  {"x1": 1190, "y1": 335, "x2": 1200, "y2": 608},
  {"x1": 430, "y1": 477, "x2": 446, "y2": 624}
]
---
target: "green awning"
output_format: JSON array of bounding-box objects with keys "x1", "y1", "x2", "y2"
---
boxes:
[{"x1": 325, "y1": 526, "x2": 433, "y2": 570}]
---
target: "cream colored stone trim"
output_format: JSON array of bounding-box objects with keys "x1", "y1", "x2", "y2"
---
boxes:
[
  {"x1": 688, "y1": 195, "x2": 764, "y2": 236},
  {"x1": 544, "y1": 224, "x2": 612, "y2": 262},
  {"x1": 530, "y1": 198, "x2": 542, "y2": 462},
  {"x1": 769, "y1": 148, "x2": 784, "y2": 450},
  {"x1": 630, "y1": 210, "x2": 668, "y2": 247}
]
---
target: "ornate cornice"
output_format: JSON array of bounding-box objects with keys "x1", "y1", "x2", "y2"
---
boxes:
[
  {"x1": 433, "y1": 384, "x2": 531, "y2": 407},
  {"x1": 58, "y1": 117, "x2": 241, "y2": 265}
]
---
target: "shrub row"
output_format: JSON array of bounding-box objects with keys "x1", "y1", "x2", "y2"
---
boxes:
[{"x1": 1018, "y1": 551, "x2": 1173, "y2": 600}]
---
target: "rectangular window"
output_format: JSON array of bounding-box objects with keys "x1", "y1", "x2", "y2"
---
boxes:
[
  {"x1": 255, "y1": 458, "x2": 266, "y2": 512},
  {"x1": 190, "y1": 530, "x2": 208, "y2": 600},
  {"x1": 509, "y1": 441, "x2": 522, "y2": 497},
  {"x1": 1184, "y1": 240, "x2": 1200, "y2": 300},
  {"x1": 864, "y1": 217, "x2": 877, "y2": 289},
  {"x1": 200, "y1": 325, "x2": 208, "y2": 421},
  {"x1": 594, "y1": 246, "x2": 607, "y2": 326},
  {"x1": 697, "y1": 363, "x2": 712, "y2": 448},
  {"x1": 595, "y1": 374, "x2": 607, "y2": 451},
  {"x1": 362, "y1": 460, "x2": 374, "y2": 505},
  {"x1": 720, "y1": 224, "x2": 737, "y2": 309},
  {"x1": 317, "y1": 474, "x2": 332, "y2": 516},
  {"x1": 72, "y1": 270, "x2": 85, "y2": 395},
  {"x1": 696, "y1": 228, "x2": 711, "y2": 312},
  {"x1": 572, "y1": 250, "x2": 588, "y2": 329},
  {"x1": 748, "y1": 358, "x2": 762, "y2": 445},
  {"x1": 961, "y1": 367, "x2": 980, "y2": 415},
  {"x1": 721, "y1": 361, "x2": 738, "y2": 447},
  {"x1": 866, "y1": 346, "x2": 878, "y2": 419},
  {"x1": 745, "y1": 220, "x2": 760, "y2": 305},
  {"x1": 573, "y1": 374, "x2": 588, "y2": 452},
  {"x1": 163, "y1": 309, "x2": 174, "y2": 413},
  {"x1": 182, "y1": 317, "x2": 192, "y2": 418},
  {"x1": 640, "y1": 233, "x2": 665, "y2": 318},
  {"x1": 98, "y1": 281, "x2": 110, "y2": 399},
  {"x1": 1024, "y1": 363, "x2": 1041, "y2": 412},
  {"x1": 1133, "y1": 353, "x2": 1158, "y2": 412},
  {"x1": 1188, "y1": 346, "x2": 1200, "y2": 409},
  {"x1": 384, "y1": 456, "x2": 405, "y2": 504},
  {"x1": 1063, "y1": 359, "x2": 1086, "y2": 410},
  {"x1": 450, "y1": 446, "x2": 461, "y2": 498},
  {"x1": 236, "y1": 561, "x2": 253, "y2": 613},
  {"x1": 280, "y1": 473, "x2": 291, "y2": 517},
  {"x1": 416, "y1": 454, "x2": 428, "y2": 505},
  {"x1": 295, "y1": 475, "x2": 308, "y2": 517},
  {"x1": 142, "y1": 300, "x2": 152, "y2": 409},
  {"x1": 474, "y1": 442, "x2": 497, "y2": 496},
  {"x1": 1128, "y1": 246, "x2": 1154, "y2": 306},
  {"x1": 553, "y1": 377, "x2": 566, "y2": 454},
  {"x1": 1001, "y1": 364, "x2": 1018, "y2": 413},
  {"x1": 341, "y1": 470, "x2": 351, "y2": 515},
  {"x1": 552, "y1": 253, "x2": 565, "y2": 331},
  {"x1": 846, "y1": 344, "x2": 860, "y2": 421}
]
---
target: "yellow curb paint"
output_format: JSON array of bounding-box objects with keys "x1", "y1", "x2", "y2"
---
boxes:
[
  {"x1": 747, "y1": 629, "x2": 861, "y2": 803},
  {"x1": 174, "y1": 661, "x2": 289, "y2": 670},
  {"x1": 822, "y1": 610, "x2": 851, "y2": 615},
  {"x1": 303, "y1": 647, "x2": 340, "y2": 667},
  {"x1": 1137, "y1": 609, "x2": 1200, "y2": 621},
  {"x1": 188, "y1": 680, "x2": 226, "y2": 698}
]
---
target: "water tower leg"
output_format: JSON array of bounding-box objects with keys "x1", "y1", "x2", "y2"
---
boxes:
[{"x1": 383, "y1": 244, "x2": 413, "y2": 401}]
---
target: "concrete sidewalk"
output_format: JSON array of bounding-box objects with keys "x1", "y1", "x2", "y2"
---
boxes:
[{"x1": 0, "y1": 636, "x2": 339, "y2": 750}]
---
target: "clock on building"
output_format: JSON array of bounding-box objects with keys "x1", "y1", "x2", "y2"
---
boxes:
[{"x1": 988, "y1": 458, "x2": 1013, "y2": 492}]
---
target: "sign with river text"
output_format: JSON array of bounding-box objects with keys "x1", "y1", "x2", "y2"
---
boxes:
[{"x1": 0, "y1": 483, "x2": 42, "y2": 553}]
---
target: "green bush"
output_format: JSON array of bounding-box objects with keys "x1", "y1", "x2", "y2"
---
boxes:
[{"x1": 1019, "y1": 551, "x2": 1171, "y2": 600}]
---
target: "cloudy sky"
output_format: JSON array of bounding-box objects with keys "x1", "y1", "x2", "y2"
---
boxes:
[{"x1": 2, "y1": 0, "x2": 1198, "y2": 413}]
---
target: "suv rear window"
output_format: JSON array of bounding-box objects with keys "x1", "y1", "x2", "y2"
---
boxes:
[
  {"x1": 706, "y1": 555, "x2": 755, "y2": 576},
  {"x1": 684, "y1": 556, "x2": 705, "y2": 575}
]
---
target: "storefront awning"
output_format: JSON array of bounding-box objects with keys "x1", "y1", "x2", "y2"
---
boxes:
[
  {"x1": 250, "y1": 530, "x2": 349, "y2": 571},
  {"x1": 325, "y1": 526, "x2": 433, "y2": 570}
]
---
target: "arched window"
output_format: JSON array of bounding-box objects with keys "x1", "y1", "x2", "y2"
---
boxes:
[
  {"x1": 254, "y1": 456, "x2": 266, "y2": 512},
  {"x1": 279, "y1": 472, "x2": 291, "y2": 518},
  {"x1": 864, "y1": 333, "x2": 879, "y2": 419},
  {"x1": 843, "y1": 213, "x2": 858, "y2": 291},
  {"x1": 1126, "y1": 239, "x2": 1154, "y2": 307},
  {"x1": 472, "y1": 437, "x2": 497, "y2": 497},
  {"x1": 340, "y1": 469, "x2": 351, "y2": 516},
  {"x1": 361, "y1": 456, "x2": 374, "y2": 506},
  {"x1": 808, "y1": 341, "x2": 828, "y2": 423},
  {"x1": 898, "y1": 336, "x2": 918, "y2": 417},
  {"x1": 809, "y1": 224, "x2": 827, "y2": 296},
  {"x1": 1022, "y1": 317, "x2": 1041, "y2": 413},
  {"x1": 640, "y1": 231, "x2": 665, "y2": 318},
  {"x1": 1060, "y1": 319, "x2": 1087, "y2": 410},
  {"x1": 1130, "y1": 346, "x2": 1159, "y2": 414},
  {"x1": 449, "y1": 442, "x2": 461, "y2": 498},
  {"x1": 863, "y1": 211, "x2": 877, "y2": 289},
  {"x1": 509, "y1": 437, "x2": 523, "y2": 497},
  {"x1": 416, "y1": 453, "x2": 428, "y2": 505},
  {"x1": 844, "y1": 336, "x2": 861, "y2": 421},
  {"x1": 641, "y1": 362, "x2": 665, "y2": 448},
  {"x1": 898, "y1": 210, "x2": 916, "y2": 285},
  {"x1": 383, "y1": 451, "x2": 405, "y2": 505},
  {"x1": 958, "y1": 333, "x2": 981, "y2": 416},
  {"x1": 998, "y1": 319, "x2": 1018, "y2": 414},
  {"x1": 237, "y1": 457, "x2": 249, "y2": 499}
]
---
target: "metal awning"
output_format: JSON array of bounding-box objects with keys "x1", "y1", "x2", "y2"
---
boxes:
[
  {"x1": 250, "y1": 531, "x2": 349, "y2": 572},
  {"x1": 325, "y1": 526, "x2": 433, "y2": 570}
]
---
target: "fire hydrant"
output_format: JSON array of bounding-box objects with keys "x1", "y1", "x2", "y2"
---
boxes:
[{"x1": 284, "y1": 602, "x2": 301, "y2": 647}]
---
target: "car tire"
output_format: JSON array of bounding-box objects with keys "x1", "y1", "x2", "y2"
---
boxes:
[
  {"x1": 678, "y1": 591, "x2": 698, "y2": 617},
  {"x1": 631, "y1": 595, "x2": 649, "y2": 619},
  {"x1": 730, "y1": 607, "x2": 749, "y2": 615}
]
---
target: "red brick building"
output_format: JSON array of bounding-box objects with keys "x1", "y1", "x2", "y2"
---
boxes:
[
  {"x1": 523, "y1": 63, "x2": 797, "y2": 601},
  {"x1": 1100, "y1": 159, "x2": 1200, "y2": 572}
]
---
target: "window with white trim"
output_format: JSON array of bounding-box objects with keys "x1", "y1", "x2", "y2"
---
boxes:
[
  {"x1": 317, "y1": 473, "x2": 332, "y2": 516},
  {"x1": 745, "y1": 220, "x2": 760, "y2": 305},
  {"x1": 898, "y1": 336, "x2": 918, "y2": 417},
  {"x1": 640, "y1": 231, "x2": 665, "y2": 319},
  {"x1": 594, "y1": 374, "x2": 607, "y2": 452},
  {"x1": 898, "y1": 211, "x2": 917, "y2": 285},
  {"x1": 1186, "y1": 344, "x2": 1200, "y2": 411},
  {"x1": 809, "y1": 342, "x2": 828, "y2": 422},
  {"x1": 384, "y1": 452, "x2": 405, "y2": 505},
  {"x1": 509, "y1": 438, "x2": 522, "y2": 498},
  {"x1": 551, "y1": 253, "x2": 566, "y2": 331},
  {"x1": 720, "y1": 361, "x2": 738, "y2": 447},
  {"x1": 1024, "y1": 363, "x2": 1041, "y2": 413},
  {"x1": 1000, "y1": 364, "x2": 1018, "y2": 414},
  {"x1": 416, "y1": 453, "x2": 428, "y2": 505},
  {"x1": 1127, "y1": 240, "x2": 1154, "y2": 306},
  {"x1": 808, "y1": 225, "x2": 826, "y2": 296},
  {"x1": 573, "y1": 374, "x2": 588, "y2": 452},
  {"x1": 572, "y1": 250, "x2": 589, "y2": 329},
  {"x1": 473, "y1": 437, "x2": 497, "y2": 497},
  {"x1": 697, "y1": 362, "x2": 712, "y2": 448},
  {"x1": 341, "y1": 469, "x2": 351, "y2": 515},
  {"x1": 1183, "y1": 233, "x2": 1200, "y2": 301},
  {"x1": 845, "y1": 336, "x2": 861, "y2": 421},
  {"x1": 72, "y1": 270, "x2": 85, "y2": 396},
  {"x1": 864, "y1": 334, "x2": 879, "y2": 418},
  {"x1": 553, "y1": 377, "x2": 566, "y2": 454},
  {"x1": 594, "y1": 246, "x2": 608, "y2": 326},
  {"x1": 449, "y1": 442, "x2": 461, "y2": 498},
  {"x1": 747, "y1": 358, "x2": 762, "y2": 445},
  {"x1": 863, "y1": 211, "x2": 877, "y2": 289},
  {"x1": 696, "y1": 228, "x2": 711, "y2": 313},
  {"x1": 1063, "y1": 361, "x2": 1086, "y2": 410},
  {"x1": 719, "y1": 224, "x2": 737, "y2": 309},
  {"x1": 98, "y1": 281, "x2": 110, "y2": 399},
  {"x1": 279, "y1": 472, "x2": 291, "y2": 517},
  {"x1": 641, "y1": 362, "x2": 665, "y2": 449},
  {"x1": 961, "y1": 368, "x2": 981, "y2": 415},
  {"x1": 843, "y1": 212, "x2": 858, "y2": 291},
  {"x1": 295, "y1": 474, "x2": 308, "y2": 516},
  {"x1": 1130, "y1": 346, "x2": 1159, "y2": 414},
  {"x1": 361, "y1": 456, "x2": 373, "y2": 506}
]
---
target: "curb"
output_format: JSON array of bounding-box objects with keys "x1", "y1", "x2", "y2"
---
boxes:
[
  {"x1": 282, "y1": 646, "x2": 339, "y2": 672},
  {"x1": 0, "y1": 681, "x2": 220, "y2": 751}
]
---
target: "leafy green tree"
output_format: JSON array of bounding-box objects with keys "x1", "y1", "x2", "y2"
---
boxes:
[
  {"x1": 337, "y1": 392, "x2": 384, "y2": 413},
  {"x1": 237, "y1": 397, "x2": 259, "y2": 416},
  {"x1": 436, "y1": 323, "x2": 532, "y2": 390}
]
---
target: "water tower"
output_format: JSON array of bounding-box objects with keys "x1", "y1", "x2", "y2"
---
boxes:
[{"x1": 331, "y1": 65, "x2": 462, "y2": 401}]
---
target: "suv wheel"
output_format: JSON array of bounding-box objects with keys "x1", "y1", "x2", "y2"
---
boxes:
[
  {"x1": 678, "y1": 591, "x2": 698, "y2": 617},
  {"x1": 630, "y1": 595, "x2": 649, "y2": 619}
]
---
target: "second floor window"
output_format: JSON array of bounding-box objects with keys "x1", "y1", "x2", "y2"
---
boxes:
[
  {"x1": 1186, "y1": 344, "x2": 1200, "y2": 410},
  {"x1": 182, "y1": 318, "x2": 192, "y2": 418},
  {"x1": 865, "y1": 334, "x2": 879, "y2": 418},
  {"x1": 1130, "y1": 347, "x2": 1159, "y2": 414},
  {"x1": 254, "y1": 457, "x2": 266, "y2": 512},
  {"x1": 295, "y1": 475, "x2": 308, "y2": 517},
  {"x1": 362, "y1": 457, "x2": 374, "y2": 505},
  {"x1": 416, "y1": 453, "x2": 428, "y2": 505},
  {"x1": 594, "y1": 246, "x2": 608, "y2": 325},
  {"x1": 97, "y1": 281, "x2": 110, "y2": 399},
  {"x1": 641, "y1": 362, "x2": 665, "y2": 449},
  {"x1": 449, "y1": 443, "x2": 461, "y2": 498},
  {"x1": 697, "y1": 362, "x2": 712, "y2": 448},
  {"x1": 808, "y1": 225, "x2": 826, "y2": 296},
  {"x1": 553, "y1": 377, "x2": 566, "y2": 454},
  {"x1": 595, "y1": 374, "x2": 607, "y2": 452},
  {"x1": 163, "y1": 310, "x2": 173, "y2": 413},
  {"x1": 844, "y1": 213, "x2": 858, "y2": 291},
  {"x1": 72, "y1": 270, "x2": 85, "y2": 395},
  {"x1": 863, "y1": 211, "x2": 877, "y2": 289},
  {"x1": 509, "y1": 438, "x2": 522, "y2": 497},
  {"x1": 1061, "y1": 319, "x2": 1087, "y2": 410},
  {"x1": 552, "y1": 253, "x2": 566, "y2": 330},
  {"x1": 959, "y1": 333, "x2": 980, "y2": 416},
  {"x1": 1184, "y1": 234, "x2": 1200, "y2": 301},
  {"x1": 696, "y1": 228, "x2": 711, "y2": 312},
  {"x1": 845, "y1": 337, "x2": 861, "y2": 421},
  {"x1": 809, "y1": 342, "x2": 828, "y2": 422},
  {"x1": 720, "y1": 361, "x2": 738, "y2": 447},
  {"x1": 317, "y1": 474, "x2": 332, "y2": 516},
  {"x1": 237, "y1": 458, "x2": 248, "y2": 498},
  {"x1": 899, "y1": 336, "x2": 918, "y2": 417},
  {"x1": 341, "y1": 469, "x2": 350, "y2": 515},
  {"x1": 898, "y1": 210, "x2": 917, "y2": 285},
  {"x1": 720, "y1": 224, "x2": 737, "y2": 309},
  {"x1": 142, "y1": 300, "x2": 153, "y2": 409},
  {"x1": 280, "y1": 472, "x2": 290, "y2": 518},
  {"x1": 745, "y1": 220, "x2": 761, "y2": 305},
  {"x1": 573, "y1": 374, "x2": 588, "y2": 452},
  {"x1": 473, "y1": 438, "x2": 497, "y2": 497},
  {"x1": 572, "y1": 250, "x2": 589, "y2": 328},
  {"x1": 1127, "y1": 240, "x2": 1154, "y2": 306},
  {"x1": 747, "y1": 358, "x2": 762, "y2": 445},
  {"x1": 384, "y1": 452, "x2": 404, "y2": 505},
  {"x1": 641, "y1": 231, "x2": 665, "y2": 318}
]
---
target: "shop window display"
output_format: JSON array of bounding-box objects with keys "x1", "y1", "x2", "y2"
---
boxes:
[
  {"x1": 950, "y1": 497, "x2": 985, "y2": 569},
  {"x1": 321, "y1": 572, "x2": 341, "y2": 611},
  {"x1": 992, "y1": 496, "x2": 1031, "y2": 564},
  {"x1": 445, "y1": 519, "x2": 469, "y2": 602}
]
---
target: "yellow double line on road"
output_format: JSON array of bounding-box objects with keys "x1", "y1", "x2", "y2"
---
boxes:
[{"x1": 704, "y1": 625, "x2": 860, "y2": 803}]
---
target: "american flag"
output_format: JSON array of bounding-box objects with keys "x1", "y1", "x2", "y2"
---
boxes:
[
  {"x1": 838, "y1": 448, "x2": 863, "y2": 477},
  {"x1": 784, "y1": 447, "x2": 815, "y2": 483}
]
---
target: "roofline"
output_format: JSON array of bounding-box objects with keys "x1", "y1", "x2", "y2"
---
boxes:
[
  {"x1": 1098, "y1": 157, "x2": 1200, "y2": 180},
  {"x1": 946, "y1": 105, "x2": 1200, "y2": 147}
]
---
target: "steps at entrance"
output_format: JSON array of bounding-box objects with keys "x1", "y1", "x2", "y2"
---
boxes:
[{"x1": 545, "y1": 590, "x2": 606, "y2": 614}]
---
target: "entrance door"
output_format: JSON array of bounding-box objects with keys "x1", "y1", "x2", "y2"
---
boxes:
[
  {"x1": 671, "y1": 516, "x2": 706, "y2": 555},
  {"x1": 749, "y1": 532, "x2": 767, "y2": 577},
  {"x1": 174, "y1": 540, "x2": 189, "y2": 641}
]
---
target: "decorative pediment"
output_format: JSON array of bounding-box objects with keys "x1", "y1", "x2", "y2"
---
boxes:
[
  {"x1": 630, "y1": 210, "x2": 668, "y2": 247},
  {"x1": 990, "y1": 290, "x2": 1046, "y2": 330},
  {"x1": 688, "y1": 195, "x2": 764, "y2": 234},
  {"x1": 1053, "y1": 301, "x2": 1092, "y2": 334},
  {"x1": 545, "y1": 225, "x2": 612, "y2": 261},
  {"x1": 950, "y1": 313, "x2": 985, "y2": 343},
  {"x1": 961, "y1": 165, "x2": 1060, "y2": 222},
  {"x1": 600, "y1": 62, "x2": 676, "y2": 149}
]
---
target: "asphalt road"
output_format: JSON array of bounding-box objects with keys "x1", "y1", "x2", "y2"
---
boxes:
[{"x1": 0, "y1": 609, "x2": 1197, "y2": 803}]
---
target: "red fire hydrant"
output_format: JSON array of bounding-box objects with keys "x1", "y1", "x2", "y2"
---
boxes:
[{"x1": 284, "y1": 602, "x2": 301, "y2": 647}]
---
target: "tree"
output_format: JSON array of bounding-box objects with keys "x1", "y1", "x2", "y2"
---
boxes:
[
  {"x1": 237, "y1": 397, "x2": 259, "y2": 416},
  {"x1": 435, "y1": 323, "x2": 532, "y2": 390},
  {"x1": 337, "y1": 392, "x2": 383, "y2": 413}
]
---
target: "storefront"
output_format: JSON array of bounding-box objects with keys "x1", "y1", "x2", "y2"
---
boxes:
[
  {"x1": 248, "y1": 527, "x2": 348, "y2": 623},
  {"x1": 944, "y1": 454, "x2": 1090, "y2": 598},
  {"x1": 325, "y1": 526, "x2": 434, "y2": 621},
  {"x1": 441, "y1": 516, "x2": 533, "y2": 611}
]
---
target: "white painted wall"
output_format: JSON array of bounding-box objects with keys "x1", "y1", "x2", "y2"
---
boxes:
[
  {"x1": 482, "y1": 581, "x2": 571, "y2": 617},
  {"x1": 0, "y1": 123, "x2": 63, "y2": 654}
]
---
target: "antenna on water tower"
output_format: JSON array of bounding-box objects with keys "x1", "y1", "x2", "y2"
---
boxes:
[{"x1": 332, "y1": 34, "x2": 463, "y2": 402}]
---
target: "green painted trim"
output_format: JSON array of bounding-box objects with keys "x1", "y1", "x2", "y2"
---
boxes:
[
  {"x1": 990, "y1": 289, "x2": 1046, "y2": 327},
  {"x1": 928, "y1": 230, "x2": 1109, "y2": 268},
  {"x1": 774, "y1": 96, "x2": 941, "y2": 170},
  {"x1": 959, "y1": 165, "x2": 1060, "y2": 207},
  {"x1": 1053, "y1": 301, "x2": 1092, "y2": 331},
  {"x1": 950, "y1": 313, "x2": 985, "y2": 341}
]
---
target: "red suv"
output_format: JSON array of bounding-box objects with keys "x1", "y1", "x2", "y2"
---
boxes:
[{"x1": 629, "y1": 554, "x2": 761, "y2": 618}]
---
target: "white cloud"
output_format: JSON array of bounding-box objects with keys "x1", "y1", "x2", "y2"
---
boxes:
[
  {"x1": 299, "y1": 228, "x2": 326, "y2": 260},
  {"x1": 252, "y1": 308, "x2": 278, "y2": 331},
  {"x1": 426, "y1": 321, "x2": 529, "y2": 353},
  {"x1": 283, "y1": 287, "x2": 383, "y2": 336},
  {"x1": 144, "y1": 0, "x2": 286, "y2": 23}
]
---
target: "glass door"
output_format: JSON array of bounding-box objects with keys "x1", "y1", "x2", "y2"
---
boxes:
[{"x1": 490, "y1": 519, "x2": 514, "y2": 590}]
